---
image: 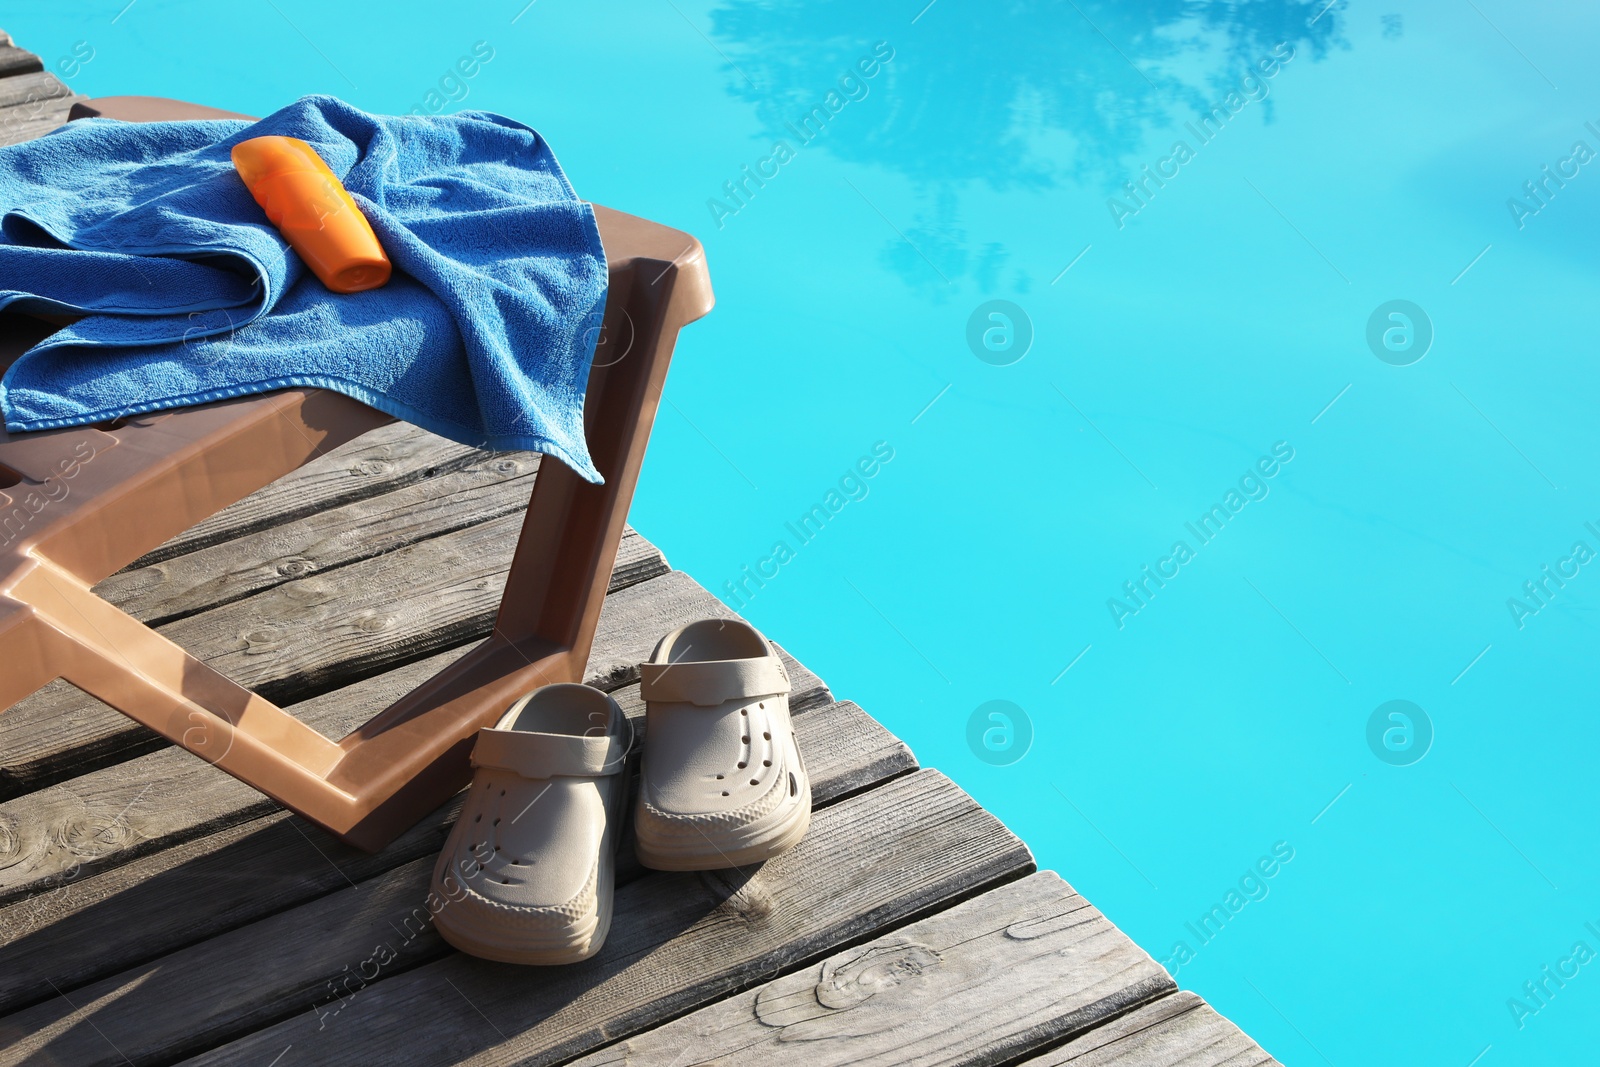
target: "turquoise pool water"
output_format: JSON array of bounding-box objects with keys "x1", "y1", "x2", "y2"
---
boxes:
[{"x1": 10, "y1": 2, "x2": 1600, "y2": 1062}]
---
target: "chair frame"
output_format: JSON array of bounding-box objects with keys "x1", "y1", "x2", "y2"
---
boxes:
[{"x1": 0, "y1": 96, "x2": 712, "y2": 850}]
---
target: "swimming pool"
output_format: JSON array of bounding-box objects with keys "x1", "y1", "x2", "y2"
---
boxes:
[{"x1": 9, "y1": 2, "x2": 1598, "y2": 1062}]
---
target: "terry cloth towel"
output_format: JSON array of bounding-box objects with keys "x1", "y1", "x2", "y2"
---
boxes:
[{"x1": 0, "y1": 95, "x2": 608, "y2": 482}]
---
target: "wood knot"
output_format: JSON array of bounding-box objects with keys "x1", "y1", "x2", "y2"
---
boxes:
[
  {"x1": 283, "y1": 578, "x2": 337, "y2": 606},
  {"x1": 240, "y1": 626, "x2": 285, "y2": 654},
  {"x1": 0, "y1": 813, "x2": 27, "y2": 872},
  {"x1": 752, "y1": 939, "x2": 943, "y2": 1030},
  {"x1": 1005, "y1": 905, "x2": 1089, "y2": 941},
  {"x1": 813, "y1": 940, "x2": 941, "y2": 1009},
  {"x1": 353, "y1": 611, "x2": 397, "y2": 634},
  {"x1": 351, "y1": 459, "x2": 392, "y2": 477},
  {"x1": 55, "y1": 810, "x2": 139, "y2": 859},
  {"x1": 593, "y1": 664, "x2": 635, "y2": 690},
  {"x1": 275, "y1": 556, "x2": 316, "y2": 579},
  {"x1": 698, "y1": 869, "x2": 774, "y2": 923},
  {"x1": 115, "y1": 563, "x2": 167, "y2": 596}
]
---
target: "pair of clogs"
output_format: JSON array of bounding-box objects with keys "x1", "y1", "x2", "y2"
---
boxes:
[{"x1": 427, "y1": 619, "x2": 810, "y2": 964}]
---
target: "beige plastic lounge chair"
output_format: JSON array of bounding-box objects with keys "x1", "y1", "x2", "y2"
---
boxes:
[{"x1": 0, "y1": 95, "x2": 712, "y2": 851}]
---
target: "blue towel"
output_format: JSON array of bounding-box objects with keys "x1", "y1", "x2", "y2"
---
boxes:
[{"x1": 0, "y1": 95, "x2": 608, "y2": 482}]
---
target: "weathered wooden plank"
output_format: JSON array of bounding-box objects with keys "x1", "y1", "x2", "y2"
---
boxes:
[
  {"x1": 1016, "y1": 991, "x2": 1281, "y2": 1066},
  {"x1": 0, "y1": 43, "x2": 43, "y2": 79},
  {"x1": 149, "y1": 771, "x2": 1025, "y2": 1067},
  {"x1": 759, "y1": 699, "x2": 916, "y2": 804},
  {"x1": 98, "y1": 449, "x2": 541, "y2": 625},
  {"x1": 127, "y1": 423, "x2": 488, "y2": 568},
  {"x1": 571, "y1": 870, "x2": 1173, "y2": 1067},
  {"x1": 0, "y1": 680, "x2": 866, "y2": 1013},
  {"x1": 0, "y1": 68, "x2": 74, "y2": 147},
  {"x1": 0, "y1": 86, "x2": 77, "y2": 147},
  {"x1": 0, "y1": 566, "x2": 825, "y2": 898},
  {"x1": 0, "y1": 70, "x2": 67, "y2": 109},
  {"x1": 0, "y1": 835, "x2": 458, "y2": 1066},
  {"x1": 0, "y1": 803, "x2": 455, "y2": 1021},
  {"x1": 0, "y1": 646, "x2": 472, "y2": 909},
  {"x1": 0, "y1": 729, "x2": 930, "y2": 1066},
  {"x1": 141, "y1": 509, "x2": 527, "y2": 699}
]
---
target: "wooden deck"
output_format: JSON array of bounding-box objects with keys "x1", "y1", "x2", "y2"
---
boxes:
[{"x1": 0, "y1": 35, "x2": 1281, "y2": 1066}]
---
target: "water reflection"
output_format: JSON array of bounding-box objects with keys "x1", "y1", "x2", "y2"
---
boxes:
[{"x1": 709, "y1": 0, "x2": 1347, "y2": 290}]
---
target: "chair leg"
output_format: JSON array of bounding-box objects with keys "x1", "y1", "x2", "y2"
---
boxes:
[
  {"x1": 0, "y1": 597, "x2": 59, "y2": 715},
  {"x1": 494, "y1": 278, "x2": 682, "y2": 661},
  {"x1": 11, "y1": 560, "x2": 350, "y2": 801}
]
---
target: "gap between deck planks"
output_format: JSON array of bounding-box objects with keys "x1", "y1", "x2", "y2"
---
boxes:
[{"x1": 1014, "y1": 991, "x2": 1282, "y2": 1067}]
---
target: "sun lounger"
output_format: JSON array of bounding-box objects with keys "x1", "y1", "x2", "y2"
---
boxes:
[{"x1": 0, "y1": 95, "x2": 712, "y2": 850}]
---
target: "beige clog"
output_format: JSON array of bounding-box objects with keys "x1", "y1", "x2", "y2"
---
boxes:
[
  {"x1": 430, "y1": 683, "x2": 628, "y2": 964},
  {"x1": 634, "y1": 619, "x2": 811, "y2": 870}
]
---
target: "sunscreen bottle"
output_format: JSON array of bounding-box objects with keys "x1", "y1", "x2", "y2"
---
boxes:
[{"x1": 231, "y1": 136, "x2": 391, "y2": 293}]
